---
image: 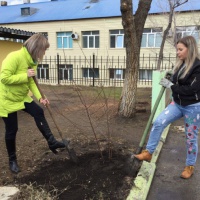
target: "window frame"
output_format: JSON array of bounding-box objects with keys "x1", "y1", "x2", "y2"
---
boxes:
[
  {"x1": 57, "y1": 32, "x2": 73, "y2": 49},
  {"x1": 109, "y1": 69, "x2": 125, "y2": 80},
  {"x1": 139, "y1": 69, "x2": 152, "y2": 81},
  {"x1": 141, "y1": 28, "x2": 162, "y2": 48},
  {"x1": 82, "y1": 31, "x2": 99, "y2": 48},
  {"x1": 176, "y1": 26, "x2": 200, "y2": 42},
  {"x1": 82, "y1": 68, "x2": 99, "y2": 78},
  {"x1": 110, "y1": 29, "x2": 125, "y2": 48},
  {"x1": 59, "y1": 64, "x2": 73, "y2": 80},
  {"x1": 37, "y1": 64, "x2": 49, "y2": 80}
]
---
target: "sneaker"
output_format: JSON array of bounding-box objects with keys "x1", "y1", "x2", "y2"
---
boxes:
[
  {"x1": 134, "y1": 150, "x2": 152, "y2": 162},
  {"x1": 181, "y1": 166, "x2": 194, "y2": 179}
]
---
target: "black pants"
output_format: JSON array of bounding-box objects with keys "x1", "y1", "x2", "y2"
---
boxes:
[{"x1": 2, "y1": 101, "x2": 46, "y2": 140}]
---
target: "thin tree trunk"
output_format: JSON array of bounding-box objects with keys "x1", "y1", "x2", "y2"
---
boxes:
[
  {"x1": 157, "y1": 0, "x2": 173, "y2": 70},
  {"x1": 157, "y1": 0, "x2": 188, "y2": 69}
]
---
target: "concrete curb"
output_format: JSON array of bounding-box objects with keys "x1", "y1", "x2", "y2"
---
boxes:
[
  {"x1": 0, "y1": 186, "x2": 20, "y2": 200},
  {"x1": 126, "y1": 124, "x2": 170, "y2": 200}
]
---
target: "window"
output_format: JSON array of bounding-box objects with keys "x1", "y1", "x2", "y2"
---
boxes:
[
  {"x1": 82, "y1": 31, "x2": 99, "y2": 48},
  {"x1": 57, "y1": 32, "x2": 73, "y2": 49},
  {"x1": 139, "y1": 69, "x2": 152, "y2": 81},
  {"x1": 176, "y1": 26, "x2": 200, "y2": 42},
  {"x1": 13, "y1": 38, "x2": 24, "y2": 43},
  {"x1": 59, "y1": 64, "x2": 73, "y2": 80},
  {"x1": 83, "y1": 68, "x2": 99, "y2": 78},
  {"x1": 21, "y1": 7, "x2": 37, "y2": 16},
  {"x1": 109, "y1": 69, "x2": 125, "y2": 79},
  {"x1": 110, "y1": 30, "x2": 125, "y2": 48},
  {"x1": 37, "y1": 64, "x2": 49, "y2": 79},
  {"x1": 40, "y1": 32, "x2": 48, "y2": 39},
  {"x1": 141, "y1": 28, "x2": 162, "y2": 48}
]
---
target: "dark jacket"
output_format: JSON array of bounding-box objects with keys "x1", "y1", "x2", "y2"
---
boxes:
[{"x1": 171, "y1": 58, "x2": 200, "y2": 106}]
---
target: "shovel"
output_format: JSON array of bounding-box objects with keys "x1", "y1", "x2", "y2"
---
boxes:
[
  {"x1": 29, "y1": 68, "x2": 78, "y2": 164},
  {"x1": 126, "y1": 73, "x2": 171, "y2": 176},
  {"x1": 125, "y1": 86, "x2": 166, "y2": 176}
]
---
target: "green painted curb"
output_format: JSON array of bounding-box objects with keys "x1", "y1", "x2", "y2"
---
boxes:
[
  {"x1": 126, "y1": 161, "x2": 156, "y2": 200},
  {"x1": 126, "y1": 125, "x2": 170, "y2": 200}
]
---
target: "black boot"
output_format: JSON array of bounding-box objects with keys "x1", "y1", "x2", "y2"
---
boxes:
[
  {"x1": 9, "y1": 154, "x2": 20, "y2": 174},
  {"x1": 35, "y1": 118, "x2": 65, "y2": 154},
  {"x1": 47, "y1": 135, "x2": 66, "y2": 154},
  {"x1": 5, "y1": 139, "x2": 20, "y2": 174}
]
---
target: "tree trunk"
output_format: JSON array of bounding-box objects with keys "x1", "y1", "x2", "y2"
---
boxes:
[{"x1": 119, "y1": 0, "x2": 152, "y2": 117}]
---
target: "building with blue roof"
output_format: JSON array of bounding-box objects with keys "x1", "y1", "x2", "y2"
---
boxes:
[
  {"x1": 0, "y1": 0, "x2": 200, "y2": 23},
  {"x1": 0, "y1": 0, "x2": 200, "y2": 86}
]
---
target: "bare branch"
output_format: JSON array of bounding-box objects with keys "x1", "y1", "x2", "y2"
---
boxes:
[{"x1": 172, "y1": 0, "x2": 188, "y2": 8}]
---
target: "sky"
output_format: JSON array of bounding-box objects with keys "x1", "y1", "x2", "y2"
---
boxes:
[{"x1": 5, "y1": 0, "x2": 49, "y2": 5}]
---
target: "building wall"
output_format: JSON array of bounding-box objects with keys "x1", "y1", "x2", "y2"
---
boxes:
[
  {"x1": 1, "y1": 11, "x2": 199, "y2": 61},
  {"x1": 0, "y1": 11, "x2": 199, "y2": 87},
  {"x1": 0, "y1": 40, "x2": 22, "y2": 69}
]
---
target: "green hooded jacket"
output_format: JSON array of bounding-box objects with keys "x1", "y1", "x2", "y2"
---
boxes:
[{"x1": 0, "y1": 47, "x2": 42, "y2": 117}]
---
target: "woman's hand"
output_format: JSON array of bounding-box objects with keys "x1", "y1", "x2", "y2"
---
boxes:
[
  {"x1": 159, "y1": 78, "x2": 173, "y2": 88},
  {"x1": 27, "y1": 69, "x2": 35, "y2": 77},
  {"x1": 39, "y1": 98, "x2": 50, "y2": 106}
]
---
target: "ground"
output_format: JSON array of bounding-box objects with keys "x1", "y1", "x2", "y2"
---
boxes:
[{"x1": 0, "y1": 85, "x2": 152, "y2": 200}]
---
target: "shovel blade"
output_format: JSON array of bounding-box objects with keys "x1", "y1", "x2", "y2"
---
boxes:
[
  {"x1": 124, "y1": 151, "x2": 142, "y2": 176},
  {"x1": 63, "y1": 139, "x2": 79, "y2": 164},
  {"x1": 125, "y1": 156, "x2": 141, "y2": 176}
]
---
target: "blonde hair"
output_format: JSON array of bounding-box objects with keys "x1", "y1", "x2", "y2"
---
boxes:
[
  {"x1": 23, "y1": 33, "x2": 50, "y2": 62},
  {"x1": 174, "y1": 36, "x2": 200, "y2": 78}
]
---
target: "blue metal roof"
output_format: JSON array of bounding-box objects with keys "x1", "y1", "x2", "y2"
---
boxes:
[{"x1": 0, "y1": 0, "x2": 199, "y2": 24}]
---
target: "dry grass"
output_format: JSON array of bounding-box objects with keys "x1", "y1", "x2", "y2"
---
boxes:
[{"x1": 17, "y1": 183, "x2": 59, "y2": 200}]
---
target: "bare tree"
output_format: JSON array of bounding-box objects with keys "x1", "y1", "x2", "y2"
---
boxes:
[
  {"x1": 119, "y1": 0, "x2": 188, "y2": 117},
  {"x1": 119, "y1": 0, "x2": 152, "y2": 117},
  {"x1": 157, "y1": 0, "x2": 188, "y2": 69}
]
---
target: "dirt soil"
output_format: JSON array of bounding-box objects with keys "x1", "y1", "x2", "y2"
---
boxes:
[{"x1": 0, "y1": 85, "x2": 152, "y2": 200}]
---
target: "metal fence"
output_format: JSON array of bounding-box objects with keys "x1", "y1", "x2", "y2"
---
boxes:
[{"x1": 37, "y1": 54, "x2": 176, "y2": 87}]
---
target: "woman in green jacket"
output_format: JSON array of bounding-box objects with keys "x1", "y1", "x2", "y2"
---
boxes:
[{"x1": 0, "y1": 33, "x2": 65, "y2": 173}]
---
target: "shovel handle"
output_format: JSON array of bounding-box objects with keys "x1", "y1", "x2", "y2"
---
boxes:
[
  {"x1": 137, "y1": 72, "x2": 172, "y2": 150},
  {"x1": 28, "y1": 68, "x2": 78, "y2": 163},
  {"x1": 138, "y1": 86, "x2": 165, "y2": 149},
  {"x1": 29, "y1": 70, "x2": 64, "y2": 140},
  {"x1": 32, "y1": 76, "x2": 46, "y2": 99}
]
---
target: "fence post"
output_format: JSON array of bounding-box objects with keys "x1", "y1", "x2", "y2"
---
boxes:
[
  {"x1": 93, "y1": 53, "x2": 95, "y2": 87},
  {"x1": 57, "y1": 53, "x2": 60, "y2": 85}
]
